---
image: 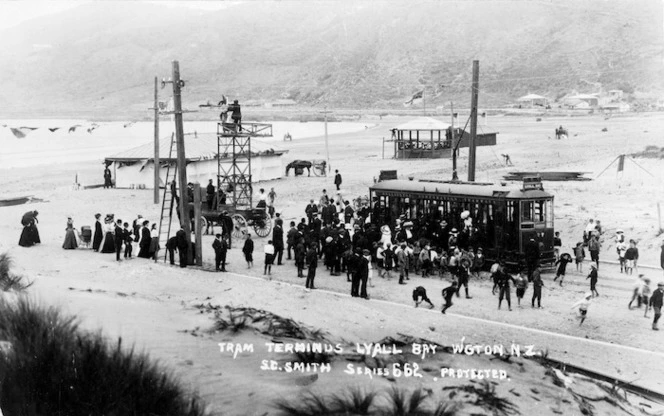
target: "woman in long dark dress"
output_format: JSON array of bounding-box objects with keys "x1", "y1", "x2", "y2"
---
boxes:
[
  {"x1": 62, "y1": 217, "x2": 78, "y2": 250},
  {"x1": 92, "y1": 213, "x2": 103, "y2": 251},
  {"x1": 19, "y1": 210, "x2": 40, "y2": 247},
  {"x1": 100, "y1": 215, "x2": 116, "y2": 253},
  {"x1": 148, "y1": 223, "x2": 160, "y2": 260}
]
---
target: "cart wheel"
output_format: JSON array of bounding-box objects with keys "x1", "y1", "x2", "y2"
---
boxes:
[
  {"x1": 253, "y1": 210, "x2": 272, "y2": 237},
  {"x1": 231, "y1": 214, "x2": 249, "y2": 238},
  {"x1": 313, "y1": 164, "x2": 324, "y2": 177},
  {"x1": 200, "y1": 216, "x2": 208, "y2": 234}
]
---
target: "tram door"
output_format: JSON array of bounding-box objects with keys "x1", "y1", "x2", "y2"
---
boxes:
[{"x1": 492, "y1": 194, "x2": 509, "y2": 261}]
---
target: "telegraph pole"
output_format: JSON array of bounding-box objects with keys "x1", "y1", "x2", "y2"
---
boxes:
[
  {"x1": 321, "y1": 108, "x2": 332, "y2": 174},
  {"x1": 468, "y1": 60, "x2": 479, "y2": 182},
  {"x1": 153, "y1": 76, "x2": 160, "y2": 204},
  {"x1": 422, "y1": 87, "x2": 426, "y2": 116},
  {"x1": 450, "y1": 102, "x2": 456, "y2": 179},
  {"x1": 172, "y1": 61, "x2": 192, "y2": 264}
]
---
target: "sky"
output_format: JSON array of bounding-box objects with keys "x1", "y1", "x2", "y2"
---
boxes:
[{"x1": 0, "y1": 0, "x2": 235, "y2": 29}]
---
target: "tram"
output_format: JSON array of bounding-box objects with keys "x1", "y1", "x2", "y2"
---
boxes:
[{"x1": 369, "y1": 177, "x2": 555, "y2": 266}]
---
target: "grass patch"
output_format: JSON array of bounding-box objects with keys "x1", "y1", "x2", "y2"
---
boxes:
[
  {"x1": 0, "y1": 298, "x2": 206, "y2": 415},
  {"x1": 0, "y1": 253, "x2": 32, "y2": 292},
  {"x1": 274, "y1": 386, "x2": 459, "y2": 416}
]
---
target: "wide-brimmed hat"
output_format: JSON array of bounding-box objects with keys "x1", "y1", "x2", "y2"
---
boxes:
[
  {"x1": 325, "y1": 236, "x2": 333, "y2": 243},
  {"x1": 451, "y1": 228, "x2": 458, "y2": 233},
  {"x1": 362, "y1": 249, "x2": 371, "y2": 255},
  {"x1": 403, "y1": 221, "x2": 413, "y2": 228},
  {"x1": 658, "y1": 281, "x2": 664, "y2": 287},
  {"x1": 590, "y1": 263, "x2": 597, "y2": 269},
  {"x1": 95, "y1": 213, "x2": 101, "y2": 219},
  {"x1": 616, "y1": 229, "x2": 623, "y2": 233}
]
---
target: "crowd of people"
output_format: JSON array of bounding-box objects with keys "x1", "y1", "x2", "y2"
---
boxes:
[{"x1": 16, "y1": 185, "x2": 664, "y2": 331}]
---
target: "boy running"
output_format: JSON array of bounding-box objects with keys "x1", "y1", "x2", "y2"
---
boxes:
[
  {"x1": 413, "y1": 286, "x2": 435, "y2": 309},
  {"x1": 571, "y1": 292, "x2": 593, "y2": 326},
  {"x1": 587, "y1": 263, "x2": 599, "y2": 297},
  {"x1": 441, "y1": 281, "x2": 458, "y2": 314},
  {"x1": 553, "y1": 253, "x2": 573, "y2": 286}
]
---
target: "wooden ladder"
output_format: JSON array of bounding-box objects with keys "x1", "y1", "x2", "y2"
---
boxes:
[{"x1": 158, "y1": 133, "x2": 178, "y2": 262}]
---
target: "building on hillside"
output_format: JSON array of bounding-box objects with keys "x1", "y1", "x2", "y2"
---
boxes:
[
  {"x1": 391, "y1": 117, "x2": 498, "y2": 159},
  {"x1": 608, "y1": 89, "x2": 624, "y2": 101},
  {"x1": 516, "y1": 94, "x2": 549, "y2": 108},
  {"x1": 565, "y1": 94, "x2": 599, "y2": 108},
  {"x1": 104, "y1": 133, "x2": 288, "y2": 189},
  {"x1": 600, "y1": 102, "x2": 631, "y2": 113}
]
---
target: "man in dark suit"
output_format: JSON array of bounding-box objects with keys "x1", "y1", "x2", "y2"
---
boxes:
[
  {"x1": 358, "y1": 249, "x2": 371, "y2": 299},
  {"x1": 114, "y1": 219, "x2": 124, "y2": 261},
  {"x1": 176, "y1": 227, "x2": 189, "y2": 268},
  {"x1": 305, "y1": 243, "x2": 318, "y2": 290},
  {"x1": 212, "y1": 233, "x2": 228, "y2": 272},
  {"x1": 334, "y1": 170, "x2": 342, "y2": 190},
  {"x1": 138, "y1": 220, "x2": 151, "y2": 258},
  {"x1": 206, "y1": 179, "x2": 215, "y2": 210},
  {"x1": 273, "y1": 219, "x2": 285, "y2": 265}
]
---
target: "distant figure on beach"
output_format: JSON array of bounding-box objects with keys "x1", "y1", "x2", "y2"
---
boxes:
[
  {"x1": 103, "y1": 166, "x2": 113, "y2": 188},
  {"x1": 334, "y1": 170, "x2": 343, "y2": 190},
  {"x1": 501, "y1": 154, "x2": 512, "y2": 166},
  {"x1": 283, "y1": 132, "x2": 292, "y2": 141},
  {"x1": 19, "y1": 210, "x2": 40, "y2": 247},
  {"x1": 62, "y1": 217, "x2": 78, "y2": 250}
]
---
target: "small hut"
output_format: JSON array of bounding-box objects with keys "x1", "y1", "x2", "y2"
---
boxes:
[
  {"x1": 392, "y1": 117, "x2": 452, "y2": 159},
  {"x1": 516, "y1": 94, "x2": 549, "y2": 108}
]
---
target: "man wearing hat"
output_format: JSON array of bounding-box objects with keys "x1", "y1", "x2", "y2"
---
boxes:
[
  {"x1": 212, "y1": 233, "x2": 228, "y2": 272},
  {"x1": 649, "y1": 282, "x2": 664, "y2": 330}
]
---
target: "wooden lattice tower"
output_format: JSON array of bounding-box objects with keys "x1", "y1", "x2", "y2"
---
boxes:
[{"x1": 217, "y1": 122, "x2": 273, "y2": 209}]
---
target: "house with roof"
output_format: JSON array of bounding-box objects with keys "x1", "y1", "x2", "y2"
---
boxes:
[
  {"x1": 516, "y1": 94, "x2": 549, "y2": 108},
  {"x1": 104, "y1": 133, "x2": 288, "y2": 189}
]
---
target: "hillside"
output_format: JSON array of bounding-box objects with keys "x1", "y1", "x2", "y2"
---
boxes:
[{"x1": 0, "y1": 0, "x2": 662, "y2": 117}]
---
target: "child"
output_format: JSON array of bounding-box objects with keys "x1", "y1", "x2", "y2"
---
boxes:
[
  {"x1": 472, "y1": 248, "x2": 485, "y2": 278},
  {"x1": 628, "y1": 275, "x2": 644, "y2": 309},
  {"x1": 490, "y1": 261, "x2": 501, "y2": 295},
  {"x1": 642, "y1": 278, "x2": 652, "y2": 317},
  {"x1": 242, "y1": 233, "x2": 254, "y2": 269},
  {"x1": 574, "y1": 242, "x2": 585, "y2": 273},
  {"x1": 571, "y1": 292, "x2": 593, "y2": 326},
  {"x1": 553, "y1": 253, "x2": 572, "y2": 286},
  {"x1": 413, "y1": 286, "x2": 435, "y2": 309},
  {"x1": 123, "y1": 222, "x2": 133, "y2": 258},
  {"x1": 419, "y1": 245, "x2": 432, "y2": 277},
  {"x1": 264, "y1": 240, "x2": 275, "y2": 276},
  {"x1": 438, "y1": 251, "x2": 449, "y2": 277},
  {"x1": 587, "y1": 263, "x2": 599, "y2": 297},
  {"x1": 624, "y1": 240, "x2": 639, "y2": 275},
  {"x1": 441, "y1": 281, "x2": 458, "y2": 314},
  {"x1": 515, "y1": 271, "x2": 528, "y2": 307},
  {"x1": 616, "y1": 240, "x2": 627, "y2": 273}
]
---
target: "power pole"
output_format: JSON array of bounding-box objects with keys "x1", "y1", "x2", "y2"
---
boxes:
[
  {"x1": 450, "y1": 101, "x2": 458, "y2": 181},
  {"x1": 321, "y1": 108, "x2": 332, "y2": 174},
  {"x1": 422, "y1": 87, "x2": 426, "y2": 116},
  {"x1": 172, "y1": 60, "x2": 192, "y2": 264},
  {"x1": 468, "y1": 60, "x2": 479, "y2": 182},
  {"x1": 153, "y1": 76, "x2": 160, "y2": 204}
]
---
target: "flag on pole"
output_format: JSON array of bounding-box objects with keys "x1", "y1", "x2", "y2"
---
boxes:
[{"x1": 404, "y1": 90, "x2": 424, "y2": 106}]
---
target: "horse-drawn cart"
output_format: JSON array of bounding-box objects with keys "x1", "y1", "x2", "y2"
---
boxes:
[
  {"x1": 198, "y1": 205, "x2": 272, "y2": 238},
  {"x1": 285, "y1": 159, "x2": 327, "y2": 177}
]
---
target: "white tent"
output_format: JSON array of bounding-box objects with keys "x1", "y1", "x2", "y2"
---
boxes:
[{"x1": 105, "y1": 133, "x2": 288, "y2": 189}]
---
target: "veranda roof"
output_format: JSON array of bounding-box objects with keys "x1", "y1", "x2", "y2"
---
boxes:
[{"x1": 393, "y1": 117, "x2": 451, "y2": 131}]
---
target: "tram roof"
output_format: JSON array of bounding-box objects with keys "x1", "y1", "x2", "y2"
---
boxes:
[{"x1": 370, "y1": 179, "x2": 553, "y2": 199}]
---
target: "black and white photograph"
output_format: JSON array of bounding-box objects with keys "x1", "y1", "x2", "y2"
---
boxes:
[{"x1": 1, "y1": 0, "x2": 664, "y2": 415}]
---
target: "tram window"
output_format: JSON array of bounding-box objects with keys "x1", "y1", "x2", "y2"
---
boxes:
[
  {"x1": 535, "y1": 200, "x2": 545, "y2": 222},
  {"x1": 546, "y1": 199, "x2": 553, "y2": 227},
  {"x1": 521, "y1": 201, "x2": 534, "y2": 222}
]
